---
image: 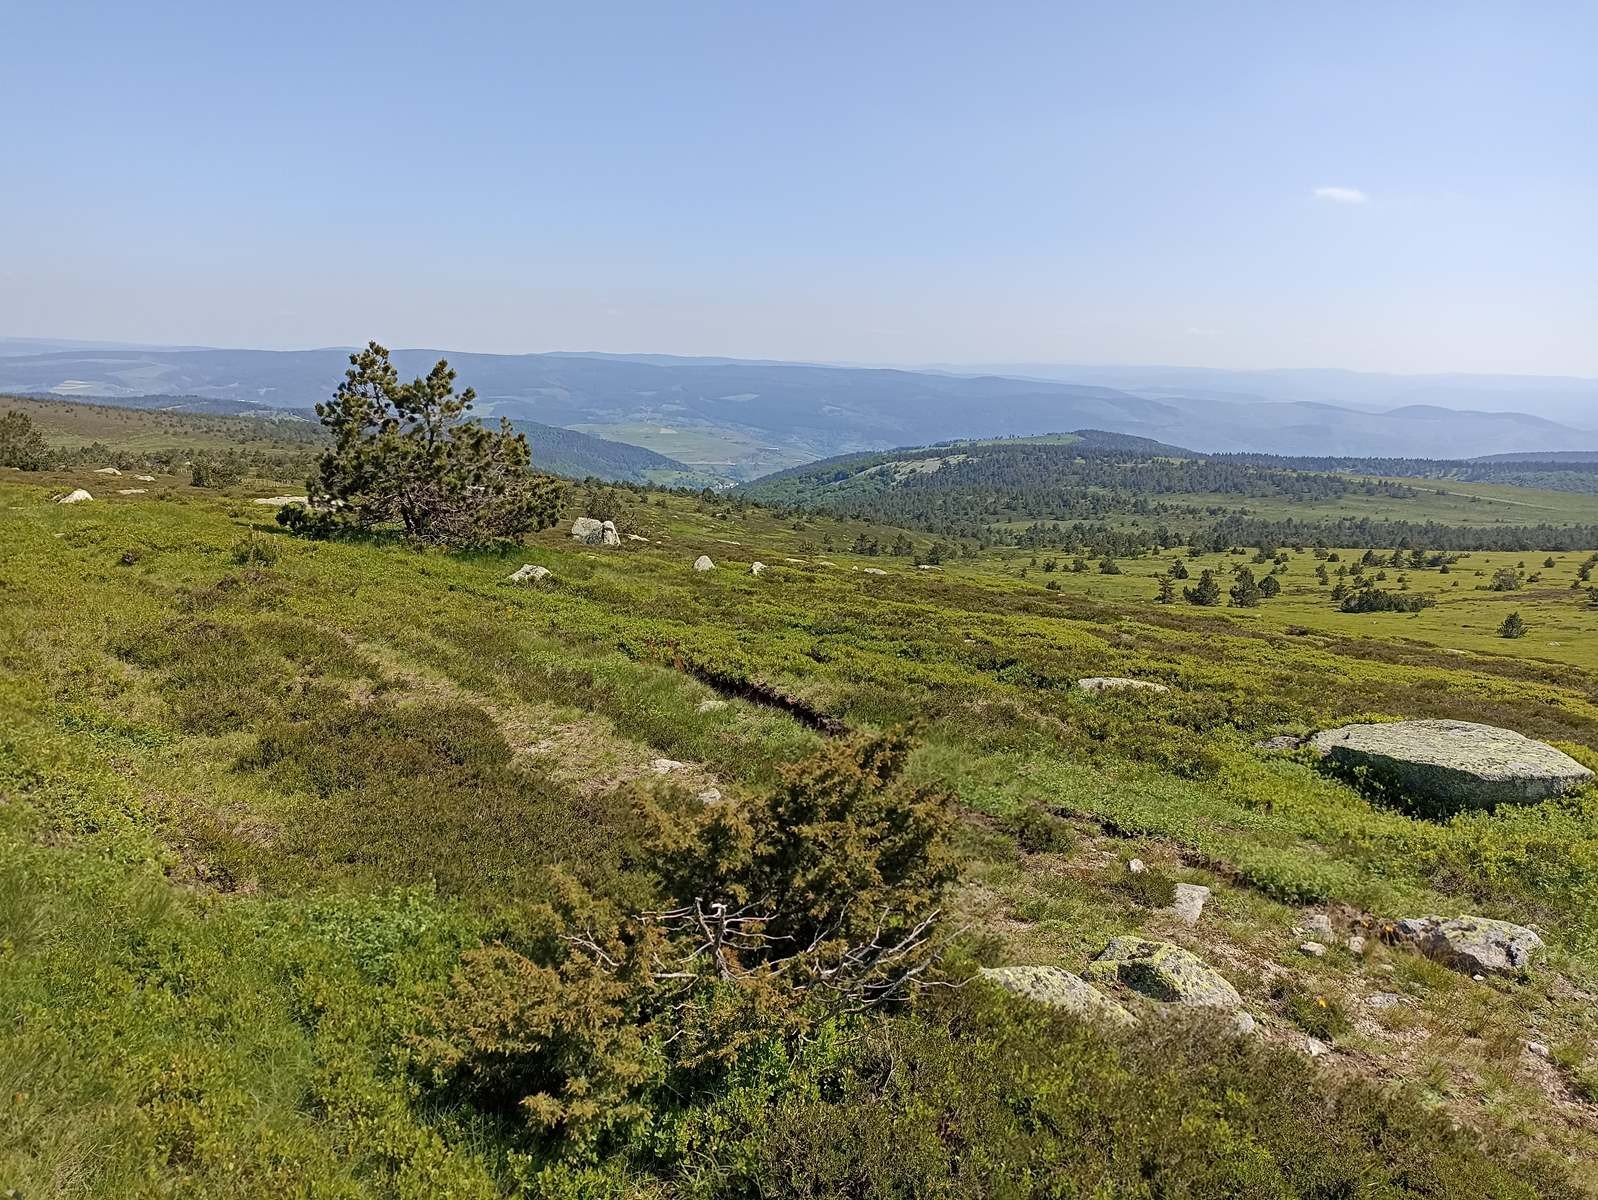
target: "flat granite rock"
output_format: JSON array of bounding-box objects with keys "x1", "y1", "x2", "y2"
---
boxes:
[
  {"x1": 979, "y1": 965, "x2": 1136, "y2": 1028},
  {"x1": 1310, "y1": 719, "x2": 1591, "y2": 812},
  {"x1": 1083, "y1": 938, "x2": 1250, "y2": 1034}
]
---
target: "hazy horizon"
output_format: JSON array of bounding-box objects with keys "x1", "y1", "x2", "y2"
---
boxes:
[{"x1": 4, "y1": 3, "x2": 1595, "y2": 376}]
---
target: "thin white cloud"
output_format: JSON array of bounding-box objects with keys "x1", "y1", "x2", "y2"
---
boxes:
[{"x1": 1313, "y1": 186, "x2": 1369, "y2": 205}]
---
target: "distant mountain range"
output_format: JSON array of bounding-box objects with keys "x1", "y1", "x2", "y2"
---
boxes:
[{"x1": 2, "y1": 342, "x2": 1592, "y2": 475}]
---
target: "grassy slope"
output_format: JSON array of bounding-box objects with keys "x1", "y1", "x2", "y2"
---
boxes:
[{"x1": 4, "y1": 463, "x2": 1598, "y2": 1193}]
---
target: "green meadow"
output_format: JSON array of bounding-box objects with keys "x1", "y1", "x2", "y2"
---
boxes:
[{"x1": 4, "y1": 439, "x2": 1598, "y2": 1195}]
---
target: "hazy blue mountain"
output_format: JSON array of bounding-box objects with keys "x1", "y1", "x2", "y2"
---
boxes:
[
  {"x1": 2, "y1": 346, "x2": 1591, "y2": 471},
  {"x1": 930, "y1": 363, "x2": 1598, "y2": 427}
]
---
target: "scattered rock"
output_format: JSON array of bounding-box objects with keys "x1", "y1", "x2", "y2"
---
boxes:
[
  {"x1": 1309, "y1": 719, "x2": 1592, "y2": 811},
  {"x1": 862, "y1": 567, "x2": 888, "y2": 575},
  {"x1": 627, "y1": 533, "x2": 648, "y2": 542},
  {"x1": 1169, "y1": 882, "x2": 1210, "y2": 926},
  {"x1": 980, "y1": 965, "x2": 1136, "y2": 1028},
  {"x1": 94, "y1": 466, "x2": 121, "y2": 475},
  {"x1": 1391, "y1": 915, "x2": 1542, "y2": 977},
  {"x1": 696, "y1": 699, "x2": 728, "y2": 714},
  {"x1": 1305, "y1": 1036, "x2": 1331, "y2": 1058},
  {"x1": 1304, "y1": 913, "x2": 1334, "y2": 942},
  {"x1": 750, "y1": 561, "x2": 767, "y2": 575},
  {"x1": 651, "y1": 758, "x2": 686, "y2": 774},
  {"x1": 1084, "y1": 937, "x2": 1252, "y2": 1032},
  {"x1": 134, "y1": 474, "x2": 156, "y2": 482},
  {"x1": 1127, "y1": 858, "x2": 1148, "y2": 874},
  {"x1": 600, "y1": 520, "x2": 621, "y2": 547},
  {"x1": 784, "y1": 557, "x2": 804, "y2": 564},
  {"x1": 916, "y1": 564, "x2": 940, "y2": 570},
  {"x1": 693, "y1": 555, "x2": 715, "y2": 572},
  {"x1": 1528, "y1": 1040, "x2": 1550, "y2": 1058},
  {"x1": 1254, "y1": 734, "x2": 1302, "y2": 752},
  {"x1": 116, "y1": 488, "x2": 147, "y2": 495},
  {"x1": 253, "y1": 495, "x2": 307, "y2": 505},
  {"x1": 54, "y1": 489, "x2": 93, "y2": 504},
  {"x1": 1367, "y1": 992, "x2": 1404, "y2": 1009},
  {"x1": 1299, "y1": 942, "x2": 1327, "y2": 958},
  {"x1": 507, "y1": 564, "x2": 551, "y2": 584},
  {"x1": 696, "y1": 788, "x2": 722, "y2": 804},
  {"x1": 1346, "y1": 935, "x2": 1367, "y2": 955},
  {"x1": 571, "y1": 517, "x2": 605, "y2": 544},
  {"x1": 1076, "y1": 677, "x2": 1170, "y2": 695}
]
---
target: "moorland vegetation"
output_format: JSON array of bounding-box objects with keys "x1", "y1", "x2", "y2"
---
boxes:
[{"x1": 4, "y1": 365, "x2": 1598, "y2": 1197}]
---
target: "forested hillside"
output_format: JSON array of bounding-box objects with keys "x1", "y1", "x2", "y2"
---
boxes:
[
  {"x1": 739, "y1": 433, "x2": 1598, "y2": 554},
  {"x1": 1, "y1": 395, "x2": 715, "y2": 486}
]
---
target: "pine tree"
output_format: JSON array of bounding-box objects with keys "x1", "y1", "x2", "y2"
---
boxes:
[
  {"x1": 1184, "y1": 569, "x2": 1222, "y2": 606},
  {"x1": 293, "y1": 342, "x2": 563, "y2": 547},
  {"x1": 1498, "y1": 611, "x2": 1528, "y2": 639},
  {"x1": 1229, "y1": 566, "x2": 1263, "y2": 607},
  {"x1": 1258, "y1": 574, "x2": 1281, "y2": 598},
  {"x1": 0, "y1": 410, "x2": 50, "y2": 470},
  {"x1": 1156, "y1": 574, "x2": 1177, "y2": 604}
]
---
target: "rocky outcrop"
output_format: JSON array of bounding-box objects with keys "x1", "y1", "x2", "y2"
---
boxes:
[
  {"x1": 54, "y1": 489, "x2": 93, "y2": 504},
  {"x1": 571, "y1": 517, "x2": 605, "y2": 544},
  {"x1": 693, "y1": 555, "x2": 715, "y2": 572},
  {"x1": 1392, "y1": 915, "x2": 1542, "y2": 977},
  {"x1": 1077, "y1": 677, "x2": 1170, "y2": 695},
  {"x1": 507, "y1": 564, "x2": 551, "y2": 584},
  {"x1": 1310, "y1": 719, "x2": 1591, "y2": 811},
  {"x1": 253, "y1": 495, "x2": 308, "y2": 506},
  {"x1": 1084, "y1": 937, "x2": 1253, "y2": 1032},
  {"x1": 600, "y1": 520, "x2": 621, "y2": 547},
  {"x1": 749, "y1": 561, "x2": 767, "y2": 576},
  {"x1": 979, "y1": 965, "x2": 1135, "y2": 1028}
]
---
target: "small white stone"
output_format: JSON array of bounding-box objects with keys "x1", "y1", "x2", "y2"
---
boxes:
[
  {"x1": 1527, "y1": 1040, "x2": 1550, "y2": 1058},
  {"x1": 1346, "y1": 935, "x2": 1366, "y2": 954},
  {"x1": 696, "y1": 699, "x2": 728, "y2": 714},
  {"x1": 1127, "y1": 858, "x2": 1147, "y2": 874},
  {"x1": 651, "y1": 758, "x2": 686, "y2": 774},
  {"x1": 1304, "y1": 914, "x2": 1334, "y2": 942},
  {"x1": 54, "y1": 489, "x2": 93, "y2": 504},
  {"x1": 696, "y1": 788, "x2": 722, "y2": 804},
  {"x1": 693, "y1": 555, "x2": 715, "y2": 572},
  {"x1": 1299, "y1": 942, "x2": 1327, "y2": 958},
  {"x1": 1305, "y1": 1036, "x2": 1331, "y2": 1058}
]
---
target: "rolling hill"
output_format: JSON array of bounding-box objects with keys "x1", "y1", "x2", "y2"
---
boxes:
[{"x1": 2, "y1": 345, "x2": 1593, "y2": 473}]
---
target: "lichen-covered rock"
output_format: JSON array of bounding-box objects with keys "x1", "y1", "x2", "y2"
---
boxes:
[
  {"x1": 749, "y1": 561, "x2": 767, "y2": 575},
  {"x1": 1077, "y1": 677, "x2": 1170, "y2": 695},
  {"x1": 1310, "y1": 719, "x2": 1591, "y2": 811},
  {"x1": 508, "y1": 564, "x2": 551, "y2": 584},
  {"x1": 1393, "y1": 915, "x2": 1543, "y2": 977},
  {"x1": 979, "y1": 965, "x2": 1135, "y2": 1028},
  {"x1": 1084, "y1": 937, "x2": 1245, "y2": 1016},
  {"x1": 693, "y1": 555, "x2": 715, "y2": 572},
  {"x1": 54, "y1": 489, "x2": 93, "y2": 504},
  {"x1": 571, "y1": 517, "x2": 605, "y2": 544},
  {"x1": 600, "y1": 520, "x2": 621, "y2": 547}
]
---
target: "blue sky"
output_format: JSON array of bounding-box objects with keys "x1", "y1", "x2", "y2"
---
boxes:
[{"x1": 3, "y1": 1, "x2": 1594, "y2": 373}]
